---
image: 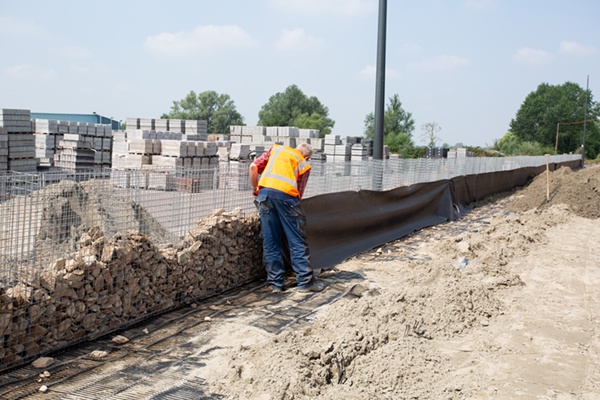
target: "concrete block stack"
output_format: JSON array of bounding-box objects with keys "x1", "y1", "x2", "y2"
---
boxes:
[
  {"x1": 33, "y1": 120, "x2": 60, "y2": 167},
  {"x1": 324, "y1": 134, "x2": 351, "y2": 162},
  {"x1": 351, "y1": 143, "x2": 369, "y2": 161},
  {"x1": 0, "y1": 109, "x2": 37, "y2": 172},
  {"x1": 0, "y1": 128, "x2": 7, "y2": 171},
  {"x1": 111, "y1": 130, "x2": 128, "y2": 169},
  {"x1": 229, "y1": 125, "x2": 323, "y2": 152},
  {"x1": 54, "y1": 134, "x2": 95, "y2": 169},
  {"x1": 456, "y1": 147, "x2": 473, "y2": 158},
  {"x1": 229, "y1": 143, "x2": 250, "y2": 161}
]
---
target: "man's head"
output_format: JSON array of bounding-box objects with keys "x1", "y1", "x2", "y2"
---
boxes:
[{"x1": 296, "y1": 143, "x2": 313, "y2": 160}]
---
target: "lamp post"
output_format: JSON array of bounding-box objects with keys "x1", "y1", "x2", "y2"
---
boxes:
[{"x1": 372, "y1": 0, "x2": 387, "y2": 191}]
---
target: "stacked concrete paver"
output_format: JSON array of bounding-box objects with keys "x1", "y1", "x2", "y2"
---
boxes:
[{"x1": 0, "y1": 109, "x2": 37, "y2": 172}]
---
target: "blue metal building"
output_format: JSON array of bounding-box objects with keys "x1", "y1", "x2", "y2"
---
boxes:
[{"x1": 30, "y1": 112, "x2": 120, "y2": 130}]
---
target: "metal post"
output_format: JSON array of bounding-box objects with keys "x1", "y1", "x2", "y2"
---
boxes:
[
  {"x1": 372, "y1": 0, "x2": 387, "y2": 190},
  {"x1": 581, "y1": 75, "x2": 589, "y2": 167},
  {"x1": 555, "y1": 123, "x2": 560, "y2": 154}
]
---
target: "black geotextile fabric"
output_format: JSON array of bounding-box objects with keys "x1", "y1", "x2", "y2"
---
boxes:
[{"x1": 302, "y1": 160, "x2": 581, "y2": 274}]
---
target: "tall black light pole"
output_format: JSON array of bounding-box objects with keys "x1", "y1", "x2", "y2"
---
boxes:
[
  {"x1": 373, "y1": 0, "x2": 387, "y2": 190},
  {"x1": 581, "y1": 75, "x2": 589, "y2": 168}
]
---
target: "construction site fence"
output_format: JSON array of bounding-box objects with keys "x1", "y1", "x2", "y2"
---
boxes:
[{"x1": 0, "y1": 154, "x2": 580, "y2": 371}]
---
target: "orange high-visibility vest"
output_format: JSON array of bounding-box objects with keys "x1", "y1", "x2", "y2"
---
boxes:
[{"x1": 258, "y1": 145, "x2": 311, "y2": 197}]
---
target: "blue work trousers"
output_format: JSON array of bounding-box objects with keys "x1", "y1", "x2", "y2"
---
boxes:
[{"x1": 254, "y1": 188, "x2": 313, "y2": 289}]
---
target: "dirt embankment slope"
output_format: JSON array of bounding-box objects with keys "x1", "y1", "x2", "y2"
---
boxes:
[{"x1": 202, "y1": 166, "x2": 600, "y2": 399}]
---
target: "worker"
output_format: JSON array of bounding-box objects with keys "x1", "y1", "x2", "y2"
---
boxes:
[{"x1": 249, "y1": 142, "x2": 324, "y2": 293}]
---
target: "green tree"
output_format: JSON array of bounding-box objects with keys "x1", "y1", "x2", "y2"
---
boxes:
[
  {"x1": 492, "y1": 132, "x2": 554, "y2": 156},
  {"x1": 510, "y1": 81, "x2": 600, "y2": 158},
  {"x1": 363, "y1": 94, "x2": 415, "y2": 140},
  {"x1": 258, "y1": 84, "x2": 335, "y2": 137},
  {"x1": 162, "y1": 90, "x2": 245, "y2": 134}
]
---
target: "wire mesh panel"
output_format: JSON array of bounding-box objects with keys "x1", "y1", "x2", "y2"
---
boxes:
[{"x1": 0, "y1": 154, "x2": 580, "y2": 370}]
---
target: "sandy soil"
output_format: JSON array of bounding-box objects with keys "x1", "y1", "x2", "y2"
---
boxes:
[{"x1": 199, "y1": 166, "x2": 600, "y2": 399}]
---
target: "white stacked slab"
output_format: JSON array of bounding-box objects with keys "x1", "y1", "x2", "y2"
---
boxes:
[
  {"x1": 161, "y1": 140, "x2": 188, "y2": 157},
  {"x1": 35, "y1": 119, "x2": 58, "y2": 134},
  {"x1": 169, "y1": 119, "x2": 184, "y2": 133},
  {"x1": 155, "y1": 119, "x2": 169, "y2": 131},
  {"x1": 126, "y1": 118, "x2": 140, "y2": 130},
  {"x1": 185, "y1": 120, "x2": 208, "y2": 135},
  {"x1": 58, "y1": 120, "x2": 69, "y2": 134},
  {"x1": 126, "y1": 154, "x2": 152, "y2": 168},
  {"x1": 229, "y1": 144, "x2": 250, "y2": 160},
  {"x1": 299, "y1": 129, "x2": 320, "y2": 139},
  {"x1": 351, "y1": 144, "x2": 369, "y2": 161},
  {"x1": 140, "y1": 118, "x2": 155, "y2": 131}
]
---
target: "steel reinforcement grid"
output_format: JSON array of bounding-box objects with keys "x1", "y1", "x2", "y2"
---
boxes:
[{"x1": 0, "y1": 154, "x2": 580, "y2": 370}]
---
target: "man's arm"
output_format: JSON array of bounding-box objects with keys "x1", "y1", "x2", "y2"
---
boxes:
[
  {"x1": 249, "y1": 147, "x2": 273, "y2": 195},
  {"x1": 297, "y1": 169, "x2": 311, "y2": 200}
]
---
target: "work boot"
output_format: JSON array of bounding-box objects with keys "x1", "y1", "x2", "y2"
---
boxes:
[
  {"x1": 272, "y1": 286, "x2": 284, "y2": 293},
  {"x1": 298, "y1": 281, "x2": 324, "y2": 293}
]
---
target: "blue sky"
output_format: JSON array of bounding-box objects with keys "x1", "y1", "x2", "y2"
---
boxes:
[{"x1": 1, "y1": 0, "x2": 598, "y2": 147}]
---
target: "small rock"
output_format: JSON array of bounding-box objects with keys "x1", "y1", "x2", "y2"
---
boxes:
[
  {"x1": 39, "y1": 385, "x2": 48, "y2": 392},
  {"x1": 38, "y1": 378, "x2": 42, "y2": 383},
  {"x1": 32, "y1": 357, "x2": 54, "y2": 369},
  {"x1": 43, "y1": 371, "x2": 50, "y2": 377},
  {"x1": 204, "y1": 317, "x2": 212, "y2": 322},
  {"x1": 112, "y1": 335, "x2": 129, "y2": 344},
  {"x1": 191, "y1": 303, "x2": 197, "y2": 308},
  {"x1": 90, "y1": 350, "x2": 108, "y2": 358},
  {"x1": 143, "y1": 328, "x2": 149, "y2": 334}
]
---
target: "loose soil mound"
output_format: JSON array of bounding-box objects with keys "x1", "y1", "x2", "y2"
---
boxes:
[
  {"x1": 205, "y1": 204, "x2": 576, "y2": 399},
  {"x1": 507, "y1": 165, "x2": 600, "y2": 218}
]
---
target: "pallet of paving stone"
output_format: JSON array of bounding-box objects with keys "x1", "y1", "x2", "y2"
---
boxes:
[
  {"x1": 152, "y1": 155, "x2": 183, "y2": 167},
  {"x1": 155, "y1": 119, "x2": 169, "y2": 131},
  {"x1": 68, "y1": 121, "x2": 78, "y2": 134},
  {"x1": 197, "y1": 141, "x2": 217, "y2": 156},
  {"x1": 101, "y1": 151, "x2": 111, "y2": 164},
  {"x1": 35, "y1": 134, "x2": 56, "y2": 148},
  {"x1": 128, "y1": 129, "x2": 156, "y2": 140},
  {"x1": 102, "y1": 138, "x2": 112, "y2": 150},
  {"x1": 324, "y1": 134, "x2": 341, "y2": 145},
  {"x1": 229, "y1": 143, "x2": 250, "y2": 160},
  {"x1": 57, "y1": 120, "x2": 69, "y2": 134},
  {"x1": 34, "y1": 119, "x2": 59, "y2": 134},
  {"x1": 140, "y1": 118, "x2": 155, "y2": 131},
  {"x1": 184, "y1": 120, "x2": 208, "y2": 135},
  {"x1": 8, "y1": 146, "x2": 36, "y2": 159},
  {"x1": 112, "y1": 141, "x2": 129, "y2": 155},
  {"x1": 146, "y1": 170, "x2": 177, "y2": 191},
  {"x1": 181, "y1": 133, "x2": 207, "y2": 141},
  {"x1": 126, "y1": 117, "x2": 140, "y2": 130},
  {"x1": 161, "y1": 140, "x2": 188, "y2": 157},
  {"x1": 0, "y1": 109, "x2": 33, "y2": 133},
  {"x1": 37, "y1": 157, "x2": 53, "y2": 167},
  {"x1": 126, "y1": 154, "x2": 152, "y2": 168},
  {"x1": 35, "y1": 148, "x2": 55, "y2": 159},
  {"x1": 59, "y1": 140, "x2": 92, "y2": 149},
  {"x1": 111, "y1": 154, "x2": 127, "y2": 169},
  {"x1": 169, "y1": 119, "x2": 184, "y2": 133},
  {"x1": 129, "y1": 139, "x2": 155, "y2": 154},
  {"x1": 7, "y1": 158, "x2": 37, "y2": 172}
]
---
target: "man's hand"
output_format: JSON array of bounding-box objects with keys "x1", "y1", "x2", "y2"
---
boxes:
[{"x1": 252, "y1": 187, "x2": 258, "y2": 197}]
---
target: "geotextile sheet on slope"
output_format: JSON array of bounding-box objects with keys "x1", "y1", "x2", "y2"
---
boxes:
[{"x1": 303, "y1": 160, "x2": 580, "y2": 274}]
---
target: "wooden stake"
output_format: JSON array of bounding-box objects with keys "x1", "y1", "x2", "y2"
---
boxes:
[{"x1": 546, "y1": 154, "x2": 550, "y2": 202}]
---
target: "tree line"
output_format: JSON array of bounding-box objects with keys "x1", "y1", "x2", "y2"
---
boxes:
[{"x1": 163, "y1": 81, "x2": 600, "y2": 160}]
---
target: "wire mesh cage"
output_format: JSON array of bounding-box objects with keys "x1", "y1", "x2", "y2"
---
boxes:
[{"x1": 0, "y1": 154, "x2": 580, "y2": 370}]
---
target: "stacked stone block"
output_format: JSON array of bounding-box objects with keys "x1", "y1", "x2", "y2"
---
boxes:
[{"x1": 0, "y1": 109, "x2": 37, "y2": 172}]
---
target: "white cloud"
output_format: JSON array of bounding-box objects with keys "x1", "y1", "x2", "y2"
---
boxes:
[
  {"x1": 359, "y1": 65, "x2": 401, "y2": 80},
  {"x1": 52, "y1": 45, "x2": 93, "y2": 59},
  {"x1": 559, "y1": 41, "x2": 598, "y2": 56},
  {"x1": 463, "y1": 0, "x2": 495, "y2": 10},
  {"x1": 275, "y1": 28, "x2": 325, "y2": 52},
  {"x1": 512, "y1": 47, "x2": 553, "y2": 65},
  {"x1": 403, "y1": 44, "x2": 423, "y2": 54},
  {"x1": 144, "y1": 25, "x2": 257, "y2": 56},
  {"x1": 269, "y1": 0, "x2": 376, "y2": 17},
  {"x1": 408, "y1": 55, "x2": 470, "y2": 71},
  {"x1": 0, "y1": 16, "x2": 47, "y2": 37},
  {"x1": 6, "y1": 64, "x2": 56, "y2": 80}
]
